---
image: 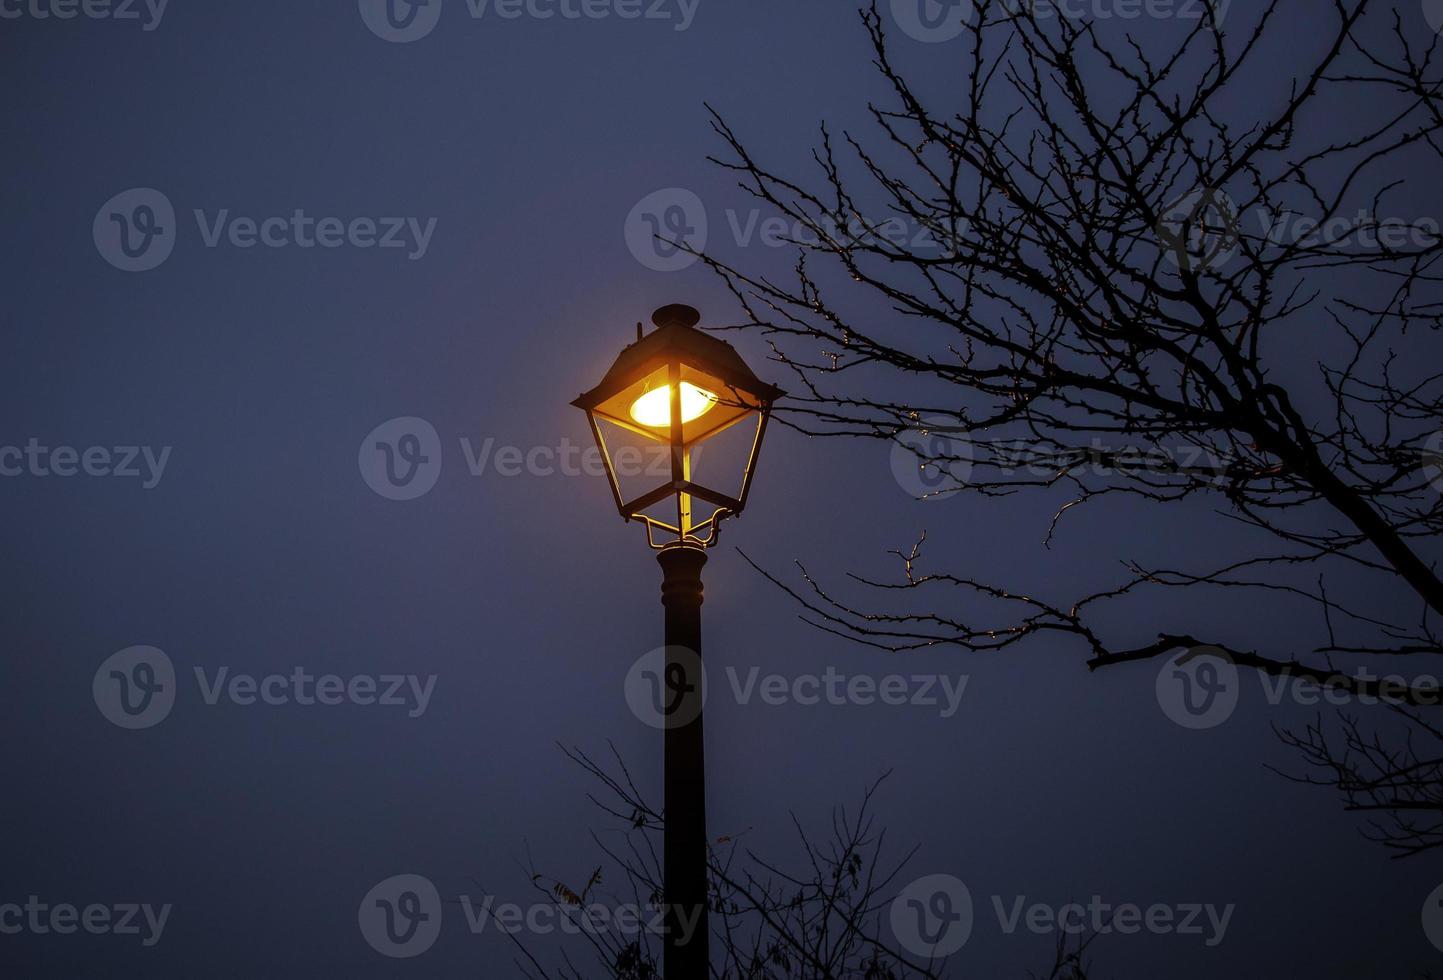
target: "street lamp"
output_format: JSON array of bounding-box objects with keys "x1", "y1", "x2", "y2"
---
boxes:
[{"x1": 572, "y1": 303, "x2": 782, "y2": 978}]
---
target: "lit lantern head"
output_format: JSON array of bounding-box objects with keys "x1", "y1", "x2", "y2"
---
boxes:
[{"x1": 572, "y1": 304, "x2": 783, "y2": 549}]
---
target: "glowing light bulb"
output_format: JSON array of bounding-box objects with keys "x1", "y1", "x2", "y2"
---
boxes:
[{"x1": 629, "y1": 382, "x2": 718, "y2": 428}]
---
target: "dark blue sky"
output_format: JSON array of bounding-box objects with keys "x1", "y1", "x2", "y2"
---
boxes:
[{"x1": 2, "y1": 1, "x2": 1440, "y2": 976}]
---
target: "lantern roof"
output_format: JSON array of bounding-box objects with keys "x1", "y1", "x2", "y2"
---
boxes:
[{"x1": 572, "y1": 304, "x2": 784, "y2": 413}]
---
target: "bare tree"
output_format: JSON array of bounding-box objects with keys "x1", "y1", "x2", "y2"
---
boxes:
[
  {"x1": 506, "y1": 746, "x2": 942, "y2": 979},
  {"x1": 690, "y1": 0, "x2": 1443, "y2": 855},
  {"x1": 505, "y1": 745, "x2": 1096, "y2": 978}
]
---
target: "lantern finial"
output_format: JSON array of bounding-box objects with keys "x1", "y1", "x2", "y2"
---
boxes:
[{"x1": 652, "y1": 304, "x2": 701, "y2": 329}]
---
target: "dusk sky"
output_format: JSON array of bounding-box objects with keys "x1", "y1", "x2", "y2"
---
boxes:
[{"x1": 3, "y1": 1, "x2": 1441, "y2": 976}]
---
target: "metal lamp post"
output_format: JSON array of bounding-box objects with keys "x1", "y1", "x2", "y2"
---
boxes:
[{"x1": 572, "y1": 303, "x2": 782, "y2": 978}]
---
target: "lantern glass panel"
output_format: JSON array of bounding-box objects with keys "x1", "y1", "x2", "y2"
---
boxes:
[{"x1": 587, "y1": 361, "x2": 766, "y2": 447}]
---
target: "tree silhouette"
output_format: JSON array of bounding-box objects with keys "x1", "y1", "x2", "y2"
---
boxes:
[
  {"x1": 506, "y1": 745, "x2": 1098, "y2": 978},
  {"x1": 697, "y1": 0, "x2": 1443, "y2": 856}
]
